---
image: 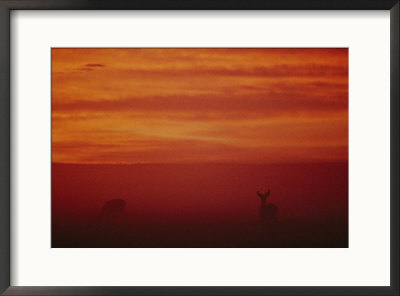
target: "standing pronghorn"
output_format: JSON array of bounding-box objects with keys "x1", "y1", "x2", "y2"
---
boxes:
[{"x1": 257, "y1": 189, "x2": 278, "y2": 224}]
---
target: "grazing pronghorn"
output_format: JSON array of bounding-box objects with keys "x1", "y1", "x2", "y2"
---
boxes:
[
  {"x1": 99, "y1": 198, "x2": 126, "y2": 224},
  {"x1": 257, "y1": 189, "x2": 278, "y2": 224}
]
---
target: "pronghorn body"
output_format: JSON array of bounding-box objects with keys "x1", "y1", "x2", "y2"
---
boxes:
[{"x1": 257, "y1": 189, "x2": 278, "y2": 224}]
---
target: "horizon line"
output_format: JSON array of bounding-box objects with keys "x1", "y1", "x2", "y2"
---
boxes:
[{"x1": 52, "y1": 160, "x2": 348, "y2": 165}]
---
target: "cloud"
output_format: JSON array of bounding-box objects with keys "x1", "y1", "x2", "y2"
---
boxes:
[
  {"x1": 101, "y1": 64, "x2": 347, "y2": 80},
  {"x1": 52, "y1": 89, "x2": 347, "y2": 120},
  {"x1": 78, "y1": 67, "x2": 93, "y2": 71},
  {"x1": 85, "y1": 63, "x2": 105, "y2": 67},
  {"x1": 51, "y1": 48, "x2": 348, "y2": 164}
]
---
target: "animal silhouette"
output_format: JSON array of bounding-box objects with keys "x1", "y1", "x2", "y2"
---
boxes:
[
  {"x1": 257, "y1": 189, "x2": 278, "y2": 224},
  {"x1": 99, "y1": 198, "x2": 126, "y2": 224}
]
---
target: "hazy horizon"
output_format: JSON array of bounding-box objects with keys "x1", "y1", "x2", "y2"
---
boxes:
[{"x1": 52, "y1": 160, "x2": 348, "y2": 165}]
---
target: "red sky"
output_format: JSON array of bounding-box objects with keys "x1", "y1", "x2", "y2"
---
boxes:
[{"x1": 51, "y1": 48, "x2": 348, "y2": 164}]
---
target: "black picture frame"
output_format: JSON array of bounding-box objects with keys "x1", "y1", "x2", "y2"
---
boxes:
[{"x1": 0, "y1": 1, "x2": 399, "y2": 295}]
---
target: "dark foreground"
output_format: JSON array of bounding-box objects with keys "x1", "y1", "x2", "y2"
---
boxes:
[
  {"x1": 53, "y1": 219, "x2": 347, "y2": 248},
  {"x1": 52, "y1": 162, "x2": 348, "y2": 248}
]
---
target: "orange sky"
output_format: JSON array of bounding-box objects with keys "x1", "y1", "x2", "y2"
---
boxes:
[{"x1": 52, "y1": 48, "x2": 348, "y2": 164}]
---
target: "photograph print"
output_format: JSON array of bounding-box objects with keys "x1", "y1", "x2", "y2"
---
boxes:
[{"x1": 51, "y1": 48, "x2": 348, "y2": 248}]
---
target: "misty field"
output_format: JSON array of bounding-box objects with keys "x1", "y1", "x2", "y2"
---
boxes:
[{"x1": 52, "y1": 162, "x2": 348, "y2": 248}]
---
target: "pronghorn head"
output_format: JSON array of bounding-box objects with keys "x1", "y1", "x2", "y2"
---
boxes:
[{"x1": 257, "y1": 189, "x2": 270, "y2": 204}]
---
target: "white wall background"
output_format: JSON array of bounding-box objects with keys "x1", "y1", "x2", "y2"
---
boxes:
[{"x1": 11, "y1": 10, "x2": 390, "y2": 286}]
